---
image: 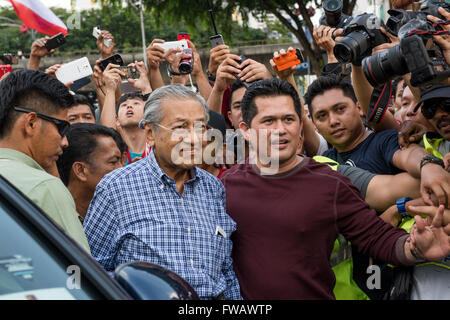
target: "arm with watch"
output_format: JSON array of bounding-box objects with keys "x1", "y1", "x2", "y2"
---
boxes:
[
  {"x1": 393, "y1": 145, "x2": 450, "y2": 207},
  {"x1": 381, "y1": 201, "x2": 450, "y2": 264}
]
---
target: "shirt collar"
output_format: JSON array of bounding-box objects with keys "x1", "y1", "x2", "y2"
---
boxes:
[
  {"x1": 0, "y1": 148, "x2": 45, "y2": 171},
  {"x1": 145, "y1": 149, "x2": 200, "y2": 185}
]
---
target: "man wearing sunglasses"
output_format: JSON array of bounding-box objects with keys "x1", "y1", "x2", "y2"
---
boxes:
[
  {"x1": 0, "y1": 69, "x2": 90, "y2": 253},
  {"x1": 413, "y1": 85, "x2": 450, "y2": 161}
]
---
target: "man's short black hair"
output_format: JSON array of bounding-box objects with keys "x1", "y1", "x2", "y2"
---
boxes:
[
  {"x1": 229, "y1": 79, "x2": 247, "y2": 110},
  {"x1": 57, "y1": 123, "x2": 125, "y2": 186},
  {"x1": 116, "y1": 92, "x2": 145, "y2": 115},
  {"x1": 241, "y1": 78, "x2": 302, "y2": 126},
  {"x1": 72, "y1": 94, "x2": 95, "y2": 116},
  {"x1": 304, "y1": 74, "x2": 357, "y2": 118},
  {"x1": 0, "y1": 69, "x2": 74, "y2": 138}
]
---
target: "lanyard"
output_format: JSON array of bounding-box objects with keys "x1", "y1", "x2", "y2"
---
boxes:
[{"x1": 126, "y1": 140, "x2": 151, "y2": 164}]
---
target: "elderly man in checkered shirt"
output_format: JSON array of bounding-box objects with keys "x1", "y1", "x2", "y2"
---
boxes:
[{"x1": 84, "y1": 85, "x2": 242, "y2": 300}]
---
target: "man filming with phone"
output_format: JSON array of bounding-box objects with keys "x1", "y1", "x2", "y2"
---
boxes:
[{"x1": 97, "y1": 61, "x2": 152, "y2": 165}]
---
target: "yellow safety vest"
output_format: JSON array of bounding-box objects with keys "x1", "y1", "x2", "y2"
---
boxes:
[
  {"x1": 423, "y1": 133, "x2": 444, "y2": 159},
  {"x1": 313, "y1": 156, "x2": 370, "y2": 300}
]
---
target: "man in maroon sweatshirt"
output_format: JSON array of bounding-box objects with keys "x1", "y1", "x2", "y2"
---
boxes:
[{"x1": 221, "y1": 78, "x2": 450, "y2": 300}]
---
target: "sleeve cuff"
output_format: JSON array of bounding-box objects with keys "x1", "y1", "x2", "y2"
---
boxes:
[{"x1": 394, "y1": 234, "x2": 416, "y2": 266}]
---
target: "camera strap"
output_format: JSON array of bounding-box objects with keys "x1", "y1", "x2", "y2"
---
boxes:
[
  {"x1": 367, "y1": 81, "x2": 392, "y2": 123},
  {"x1": 167, "y1": 64, "x2": 183, "y2": 76}
]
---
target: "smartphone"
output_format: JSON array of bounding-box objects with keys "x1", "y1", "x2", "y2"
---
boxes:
[
  {"x1": 70, "y1": 76, "x2": 91, "y2": 92},
  {"x1": 98, "y1": 54, "x2": 124, "y2": 71},
  {"x1": 154, "y1": 40, "x2": 189, "y2": 52},
  {"x1": 92, "y1": 26, "x2": 112, "y2": 48},
  {"x1": 210, "y1": 34, "x2": 225, "y2": 48},
  {"x1": 0, "y1": 65, "x2": 12, "y2": 78},
  {"x1": 118, "y1": 66, "x2": 140, "y2": 82},
  {"x1": 55, "y1": 57, "x2": 93, "y2": 84},
  {"x1": 45, "y1": 33, "x2": 66, "y2": 51}
]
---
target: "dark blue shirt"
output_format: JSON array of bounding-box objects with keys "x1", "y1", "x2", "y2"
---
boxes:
[{"x1": 323, "y1": 129, "x2": 401, "y2": 175}]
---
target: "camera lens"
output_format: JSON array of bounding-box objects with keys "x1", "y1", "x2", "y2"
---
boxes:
[
  {"x1": 334, "y1": 30, "x2": 370, "y2": 64},
  {"x1": 323, "y1": 0, "x2": 342, "y2": 12},
  {"x1": 179, "y1": 61, "x2": 192, "y2": 74},
  {"x1": 178, "y1": 49, "x2": 193, "y2": 74},
  {"x1": 362, "y1": 45, "x2": 408, "y2": 87}
]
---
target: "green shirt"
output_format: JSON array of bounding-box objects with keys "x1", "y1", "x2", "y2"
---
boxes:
[{"x1": 0, "y1": 148, "x2": 90, "y2": 253}]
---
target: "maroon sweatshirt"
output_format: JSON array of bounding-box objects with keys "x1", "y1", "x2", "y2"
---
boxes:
[{"x1": 221, "y1": 157, "x2": 410, "y2": 300}]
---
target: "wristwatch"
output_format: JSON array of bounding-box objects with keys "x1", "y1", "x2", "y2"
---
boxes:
[
  {"x1": 396, "y1": 197, "x2": 412, "y2": 220},
  {"x1": 206, "y1": 69, "x2": 216, "y2": 82},
  {"x1": 420, "y1": 154, "x2": 445, "y2": 171}
]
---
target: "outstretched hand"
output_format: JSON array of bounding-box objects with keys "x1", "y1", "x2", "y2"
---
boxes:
[
  {"x1": 409, "y1": 205, "x2": 450, "y2": 261},
  {"x1": 397, "y1": 120, "x2": 427, "y2": 149}
]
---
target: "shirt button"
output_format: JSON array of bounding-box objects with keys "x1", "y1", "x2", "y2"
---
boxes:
[
  {"x1": 190, "y1": 259, "x2": 194, "y2": 266},
  {"x1": 180, "y1": 198, "x2": 184, "y2": 204},
  {"x1": 187, "y1": 227, "x2": 191, "y2": 233},
  {"x1": 160, "y1": 184, "x2": 164, "y2": 189}
]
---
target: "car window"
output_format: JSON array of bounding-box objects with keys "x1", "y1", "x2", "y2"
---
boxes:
[{"x1": 0, "y1": 200, "x2": 104, "y2": 300}]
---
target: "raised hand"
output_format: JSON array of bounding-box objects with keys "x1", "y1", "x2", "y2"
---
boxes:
[
  {"x1": 127, "y1": 61, "x2": 152, "y2": 94},
  {"x1": 102, "y1": 63, "x2": 124, "y2": 92},
  {"x1": 208, "y1": 44, "x2": 230, "y2": 77},
  {"x1": 146, "y1": 39, "x2": 165, "y2": 69},
  {"x1": 30, "y1": 37, "x2": 54, "y2": 58},
  {"x1": 97, "y1": 30, "x2": 115, "y2": 58},
  {"x1": 270, "y1": 47, "x2": 298, "y2": 81},
  {"x1": 427, "y1": 7, "x2": 450, "y2": 65},
  {"x1": 214, "y1": 54, "x2": 243, "y2": 91},
  {"x1": 238, "y1": 58, "x2": 272, "y2": 83}
]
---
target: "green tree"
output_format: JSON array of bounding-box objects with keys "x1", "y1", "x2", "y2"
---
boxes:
[{"x1": 0, "y1": 5, "x2": 268, "y2": 56}]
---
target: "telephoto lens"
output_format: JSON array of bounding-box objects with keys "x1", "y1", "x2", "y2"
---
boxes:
[
  {"x1": 178, "y1": 48, "x2": 193, "y2": 74},
  {"x1": 362, "y1": 45, "x2": 408, "y2": 87},
  {"x1": 323, "y1": 0, "x2": 342, "y2": 12}
]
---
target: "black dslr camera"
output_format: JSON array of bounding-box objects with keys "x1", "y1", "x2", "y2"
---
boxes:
[
  {"x1": 333, "y1": 13, "x2": 389, "y2": 66},
  {"x1": 386, "y1": 0, "x2": 449, "y2": 36},
  {"x1": 319, "y1": 0, "x2": 352, "y2": 29},
  {"x1": 362, "y1": 3, "x2": 450, "y2": 87}
]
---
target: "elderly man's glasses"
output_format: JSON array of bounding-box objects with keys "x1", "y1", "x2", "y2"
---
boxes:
[
  {"x1": 14, "y1": 107, "x2": 70, "y2": 137},
  {"x1": 155, "y1": 122, "x2": 207, "y2": 137}
]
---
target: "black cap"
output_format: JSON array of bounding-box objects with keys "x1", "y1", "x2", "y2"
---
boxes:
[{"x1": 414, "y1": 84, "x2": 450, "y2": 112}]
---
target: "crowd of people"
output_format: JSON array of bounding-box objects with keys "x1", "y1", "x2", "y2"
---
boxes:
[{"x1": 0, "y1": 0, "x2": 449, "y2": 300}]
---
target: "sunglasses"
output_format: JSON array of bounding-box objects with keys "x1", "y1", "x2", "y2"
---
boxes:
[
  {"x1": 421, "y1": 99, "x2": 450, "y2": 119},
  {"x1": 14, "y1": 107, "x2": 70, "y2": 137}
]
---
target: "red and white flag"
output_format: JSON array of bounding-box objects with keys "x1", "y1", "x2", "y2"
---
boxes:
[{"x1": 8, "y1": 0, "x2": 68, "y2": 36}]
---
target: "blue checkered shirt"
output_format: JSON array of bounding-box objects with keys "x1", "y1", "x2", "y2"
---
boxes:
[{"x1": 83, "y1": 150, "x2": 242, "y2": 300}]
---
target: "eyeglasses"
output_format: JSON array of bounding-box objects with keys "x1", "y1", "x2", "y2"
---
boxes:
[
  {"x1": 14, "y1": 107, "x2": 70, "y2": 137},
  {"x1": 421, "y1": 99, "x2": 450, "y2": 119},
  {"x1": 156, "y1": 122, "x2": 207, "y2": 138}
]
